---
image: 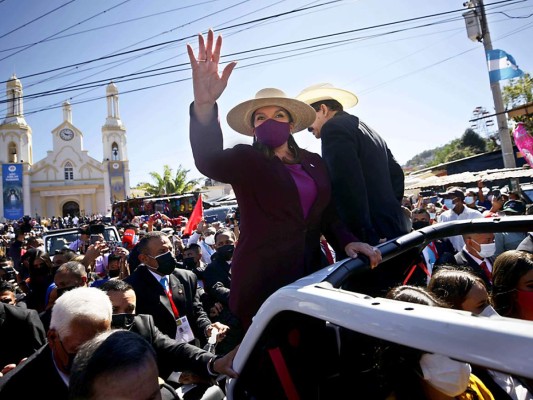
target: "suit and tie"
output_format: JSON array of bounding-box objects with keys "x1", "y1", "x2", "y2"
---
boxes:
[
  {"x1": 454, "y1": 250, "x2": 495, "y2": 290},
  {"x1": 126, "y1": 265, "x2": 211, "y2": 342}
]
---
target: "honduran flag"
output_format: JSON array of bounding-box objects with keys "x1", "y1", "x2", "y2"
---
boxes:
[{"x1": 486, "y1": 49, "x2": 524, "y2": 83}]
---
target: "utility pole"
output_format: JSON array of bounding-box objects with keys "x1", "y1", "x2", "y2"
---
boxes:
[{"x1": 463, "y1": 0, "x2": 517, "y2": 173}]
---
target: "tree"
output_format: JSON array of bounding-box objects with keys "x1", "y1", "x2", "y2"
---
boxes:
[
  {"x1": 502, "y1": 73, "x2": 533, "y2": 109},
  {"x1": 136, "y1": 165, "x2": 202, "y2": 196},
  {"x1": 461, "y1": 128, "x2": 486, "y2": 153}
]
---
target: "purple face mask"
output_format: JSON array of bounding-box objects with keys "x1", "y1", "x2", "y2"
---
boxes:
[{"x1": 254, "y1": 119, "x2": 291, "y2": 148}]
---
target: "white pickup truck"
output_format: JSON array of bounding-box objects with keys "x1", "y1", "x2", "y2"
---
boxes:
[{"x1": 225, "y1": 216, "x2": 533, "y2": 399}]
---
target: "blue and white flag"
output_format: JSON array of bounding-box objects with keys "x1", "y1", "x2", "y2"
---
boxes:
[{"x1": 486, "y1": 49, "x2": 524, "y2": 83}]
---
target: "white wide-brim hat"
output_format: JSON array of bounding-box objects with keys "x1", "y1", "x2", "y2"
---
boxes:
[
  {"x1": 226, "y1": 88, "x2": 317, "y2": 136},
  {"x1": 296, "y1": 83, "x2": 358, "y2": 109}
]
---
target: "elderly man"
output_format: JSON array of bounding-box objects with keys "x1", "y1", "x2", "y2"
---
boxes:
[
  {"x1": 453, "y1": 232, "x2": 496, "y2": 290},
  {"x1": 437, "y1": 187, "x2": 483, "y2": 252},
  {"x1": 297, "y1": 83, "x2": 409, "y2": 246},
  {"x1": 0, "y1": 287, "x2": 112, "y2": 398}
]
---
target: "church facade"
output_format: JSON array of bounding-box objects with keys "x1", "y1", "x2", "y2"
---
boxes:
[{"x1": 0, "y1": 75, "x2": 130, "y2": 221}]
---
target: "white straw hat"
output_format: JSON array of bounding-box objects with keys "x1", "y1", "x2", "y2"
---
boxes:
[
  {"x1": 296, "y1": 83, "x2": 358, "y2": 109},
  {"x1": 226, "y1": 88, "x2": 317, "y2": 136}
]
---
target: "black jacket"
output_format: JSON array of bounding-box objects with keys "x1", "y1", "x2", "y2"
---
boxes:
[
  {"x1": 320, "y1": 111, "x2": 409, "y2": 245},
  {"x1": 130, "y1": 314, "x2": 213, "y2": 379},
  {"x1": 453, "y1": 250, "x2": 495, "y2": 290},
  {"x1": 0, "y1": 302, "x2": 46, "y2": 369},
  {"x1": 0, "y1": 344, "x2": 68, "y2": 399},
  {"x1": 125, "y1": 265, "x2": 211, "y2": 341},
  {"x1": 204, "y1": 253, "x2": 231, "y2": 307}
]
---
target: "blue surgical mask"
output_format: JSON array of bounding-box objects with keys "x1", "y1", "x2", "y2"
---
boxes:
[{"x1": 443, "y1": 199, "x2": 454, "y2": 209}]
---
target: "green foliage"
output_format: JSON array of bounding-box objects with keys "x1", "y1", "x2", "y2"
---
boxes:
[
  {"x1": 406, "y1": 129, "x2": 490, "y2": 168},
  {"x1": 503, "y1": 73, "x2": 533, "y2": 133},
  {"x1": 136, "y1": 165, "x2": 201, "y2": 196},
  {"x1": 502, "y1": 73, "x2": 533, "y2": 108}
]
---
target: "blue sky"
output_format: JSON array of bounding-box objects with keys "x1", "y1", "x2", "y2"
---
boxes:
[{"x1": 0, "y1": 0, "x2": 531, "y2": 186}]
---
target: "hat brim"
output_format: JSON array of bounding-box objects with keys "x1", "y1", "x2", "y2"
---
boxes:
[
  {"x1": 296, "y1": 87, "x2": 358, "y2": 109},
  {"x1": 226, "y1": 97, "x2": 317, "y2": 136}
]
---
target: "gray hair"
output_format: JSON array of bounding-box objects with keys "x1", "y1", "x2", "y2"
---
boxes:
[{"x1": 50, "y1": 287, "x2": 112, "y2": 338}]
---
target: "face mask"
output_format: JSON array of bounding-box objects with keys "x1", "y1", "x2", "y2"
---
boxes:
[
  {"x1": 182, "y1": 257, "x2": 197, "y2": 270},
  {"x1": 149, "y1": 251, "x2": 177, "y2": 275},
  {"x1": 419, "y1": 353, "x2": 471, "y2": 397},
  {"x1": 108, "y1": 269, "x2": 121, "y2": 278},
  {"x1": 516, "y1": 290, "x2": 533, "y2": 321},
  {"x1": 443, "y1": 199, "x2": 454, "y2": 210},
  {"x1": 464, "y1": 196, "x2": 475, "y2": 205},
  {"x1": 204, "y1": 235, "x2": 215, "y2": 246},
  {"x1": 472, "y1": 240, "x2": 496, "y2": 258},
  {"x1": 429, "y1": 212, "x2": 436, "y2": 220},
  {"x1": 217, "y1": 244, "x2": 235, "y2": 261},
  {"x1": 254, "y1": 119, "x2": 291, "y2": 148},
  {"x1": 478, "y1": 304, "x2": 499, "y2": 318},
  {"x1": 412, "y1": 220, "x2": 429, "y2": 230},
  {"x1": 111, "y1": 313, "x2": 135, "y2": 330},
  {"x1": 58, "y1": 337, "x2": 76, "y2": 373}
]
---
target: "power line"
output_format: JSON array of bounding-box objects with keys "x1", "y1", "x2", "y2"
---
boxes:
[
  {"x1": 0, "y1": 0, "x2": 222, "y2": 53},
  {"x1": 0, "y1": 0, "x2": 133, "y2": 63},
  {"x1": 2, "y1": 0, "x2": 517, "y2": 85},
  {"x1": 0, "y1": 0, "x2": 77, "y2": 40}
]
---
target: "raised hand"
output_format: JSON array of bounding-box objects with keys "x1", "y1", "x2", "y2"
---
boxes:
[{"x1": 187, "y1": 30, "x2": 237, "y2": 121}]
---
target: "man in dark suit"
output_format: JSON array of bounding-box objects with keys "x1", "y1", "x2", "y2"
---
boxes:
[
  {"x1": 0, "y1": 302, "x2": 46, "y2": 375},
  {"x1": 451, "y1": 232, "x2": 496, "y2": 290},
  {"x1": 125, "y1": 232, "x2": 228, "y2": 345},
  {"x1": 101, "y1": 279, "x2": 238, "y2": 381},
  {"x1": 0, "y1": 287, "x2": 112, "y2": 398},
  {"x1": 297, "y1": 84, "x2": 409, "y2": 246}
]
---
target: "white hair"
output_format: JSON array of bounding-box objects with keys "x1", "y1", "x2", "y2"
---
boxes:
[{"x1": 50, "y1": 287, "x2": 112, "y2": 337}]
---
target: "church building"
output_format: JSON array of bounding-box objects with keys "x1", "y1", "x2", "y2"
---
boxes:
[{"x1": 0, "y1": 75, "x2": 130, "y2": 221}]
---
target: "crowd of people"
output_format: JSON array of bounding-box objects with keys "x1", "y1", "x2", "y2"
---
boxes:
[{"x1": 0, "y1": 29, "x2": 532, "y2": 399}]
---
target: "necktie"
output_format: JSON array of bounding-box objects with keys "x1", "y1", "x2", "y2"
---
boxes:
[
  {"x1": 159, "y1": 276, "x2": 179, "y2": 318},
  {"x1": 479, "y1": 261, "x2": 492, "y2": 282},
  {"x1": 321, "y1": 239, "x2": 335, "y2": 265}
]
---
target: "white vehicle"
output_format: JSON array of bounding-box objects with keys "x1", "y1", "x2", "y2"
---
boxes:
[{"x1": 225, "y1": 217, "x2": 533, "y2": 399}]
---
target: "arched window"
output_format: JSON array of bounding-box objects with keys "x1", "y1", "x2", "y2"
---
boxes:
[
  {"x1": 64, "y1": 162, "x2": 74, "y2": 180},
  {"x1": 8, "y1": 142, "x2": 17, "y2": 163},
  {"x1": 111, "y1": 142, "x2": 119, "y2": 161}
]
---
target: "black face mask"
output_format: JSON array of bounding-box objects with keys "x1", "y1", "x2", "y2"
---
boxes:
[
  {"x1": 56, "y1": 285, "x2": 77, "y2": 298},
  {"x1": 108, "y1": 269, "x2": 121, "y2": 278},
  {"x1": 182, "y1": 257, "x2": 197, "y2": 270},
  {"x1": 412, "y1": 220, "x2": 430, "y2": 230},
  {"x1": 217, "y1": 245, "x2": 235, "y2": 261},
  {"x1": 150, "y1": 252, "x2": 177, "y2": 275},
  {"x1": 111, "y1": 313, "x2": 135, "y2": 330}
]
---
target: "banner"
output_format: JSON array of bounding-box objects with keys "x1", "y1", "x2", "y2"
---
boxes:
[
  {"x1": 2, "y1": 163, "x2": 23, "y2": 220},
  {"x1": 109, "y1": 161, "x2": 126, "y2": 202}
]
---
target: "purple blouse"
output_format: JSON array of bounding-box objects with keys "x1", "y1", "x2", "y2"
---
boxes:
[{"x1": 284, "y1": 163, "x2": 318, "y2": 219}]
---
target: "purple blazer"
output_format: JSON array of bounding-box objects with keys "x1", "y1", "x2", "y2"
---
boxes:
[{"x1": 190, "y1": 104, "x2": 357, "y2": 328}]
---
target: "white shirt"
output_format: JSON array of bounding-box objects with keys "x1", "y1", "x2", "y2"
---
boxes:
[
  {"x1": 438, "y1": 206, "x2": 482, "y2": 252},
  {"x1": 187, "y1": 232, "x2": 214, "y2": 264}
]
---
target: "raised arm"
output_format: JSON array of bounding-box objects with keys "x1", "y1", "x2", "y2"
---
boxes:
[{"x1": 186, "y1": 30, "x2": 237, "y2": 124}]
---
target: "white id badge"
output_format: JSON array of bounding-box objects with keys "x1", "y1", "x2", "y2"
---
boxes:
[{"x1": 175, "y1": 316, "x2": 195, "y2": 343}]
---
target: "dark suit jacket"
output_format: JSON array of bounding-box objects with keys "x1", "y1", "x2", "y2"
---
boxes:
[
  {"x1": 190, "y1": 104, "x2": 357, "y2": 329},
  {"x1": 131, "y1": 314, "x2": 212, "y2": 380},
  {"x1": 453, "y1": 250, "x2": 495, "y2": 290},
  {"x1": 0, "y1": 302, "x2": 46, "y2": 368},
  {"x1": 0, "y1": 344, "x2": 68, "y2": 399},
  {"x1": 320, "y1": 111, "x2": 409, "y2": 245},
  {"x1": 203, "y1": 253, "x2": 231, "y2": 307},
  {"x1": 126, "y1": 265, "x2": 211, "y2": 341}
]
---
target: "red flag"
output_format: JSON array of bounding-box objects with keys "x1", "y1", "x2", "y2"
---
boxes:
[{"x1": 183, "y1": 194, "x2": 203, "y2": 236}]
